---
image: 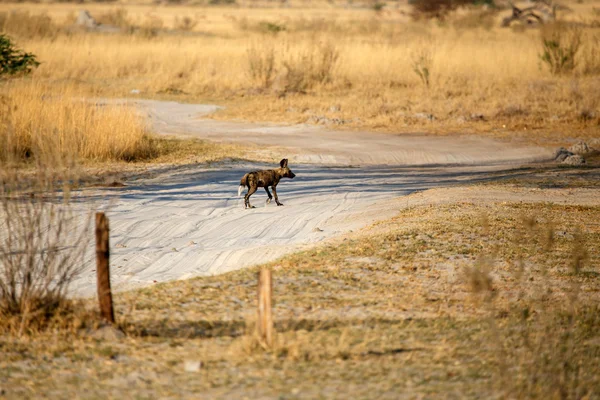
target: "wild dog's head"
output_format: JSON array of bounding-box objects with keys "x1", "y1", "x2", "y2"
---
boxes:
[{"x1": 279, "y1": 159, "x2": 296, "y2": 179}]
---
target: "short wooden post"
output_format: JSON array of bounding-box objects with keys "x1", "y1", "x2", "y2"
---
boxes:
[
  {"x1": 257, "y1": 268, "x2": 273, "y2": 347},
  {"x1": 95, "y1": 212, "x2": 115, "y2": 324}
]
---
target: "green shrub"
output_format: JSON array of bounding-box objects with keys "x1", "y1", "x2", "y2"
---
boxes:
[
  {"x1": 411, "y1": 47, "x2": 433, "y2": 87},
  {"x1": 0, "y1": 34, "x2": 39, "y2": 77},
  {"x1": 539, "y1": 23, "x2": 581, "y2": 75},
  {"x1": 258, "y1": 21, "x2": 286, "y2": 34}
]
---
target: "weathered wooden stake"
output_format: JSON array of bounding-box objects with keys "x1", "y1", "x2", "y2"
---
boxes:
[
  {"x1": 95, "y1": 212, "x2": 115, "y2": 324},
  {"x1": 257, "y1": 268, "x2": 273, "y2": 347}
]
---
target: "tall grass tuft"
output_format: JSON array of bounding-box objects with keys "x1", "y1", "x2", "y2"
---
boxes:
[
  {"x1": 246, "y1": 41, "x2": 276, "y2": 89},
  {"x1": 282, "y1": 41, "x2": 339, "y2": 92},
  {"x1": 465, "y1": 213, "x2": 599, "y2": 399},
  {"x1": 96, "y1": 8, "x2": 131, "y2": 29},
  {"x1": 411, "y1": 46, "x2": 433, "y2": 88},
  {"x1": 246, "y1": 40, "x2": 339, "y2": 93},
  {"x1": 580, "y1": 33, "x2": 600, "y2": 75},
  {"x1": 0, "y1": 82, "x2": 156, "y2": 163},
  {"x1": 539, "y1": 23, "x2": 582, "y2": 76}
]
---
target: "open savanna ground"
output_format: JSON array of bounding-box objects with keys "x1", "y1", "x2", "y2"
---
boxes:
[
  {"x1": 1, "y1": 1, "x2": 599, "y2": 146},
  {"x1": 1, "y1": 1, "x2": 600, "y2": 398}
]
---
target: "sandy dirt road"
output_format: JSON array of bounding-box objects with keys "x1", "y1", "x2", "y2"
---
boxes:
[{"x1": 70, "y1": 100, "x2": 552, "y2": 296}]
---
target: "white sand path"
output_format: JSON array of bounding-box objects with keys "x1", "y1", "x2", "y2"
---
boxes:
[{"x1": 70, "y1": 100, "x2": 553, "y2": 296}]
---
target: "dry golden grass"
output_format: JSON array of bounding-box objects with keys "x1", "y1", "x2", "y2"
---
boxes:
[
  {"x1": 1, "y1": 3, "x2": 599, "y2": 144},
  {"x1": 0, "y1": 81, "x2": 155, "y2": 164},
  {"x1": 0, "y1": 80, "x2": 265, "y2": 172},
  {"x1": 1, "y1": 4, "x2": 599, "y2": 397}
]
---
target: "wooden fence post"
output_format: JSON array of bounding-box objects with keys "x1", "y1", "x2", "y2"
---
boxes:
[
  {"x1": 95, "y1": 212, "x2": 115, "y2": 324},
  {"x1": 257, "y1": 268, "x2": 273, "y2": 347}
]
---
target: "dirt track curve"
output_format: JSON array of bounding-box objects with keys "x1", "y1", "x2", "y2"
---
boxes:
[{"x1": 70, "y1": 100, "x2": 552, "y2": 296}]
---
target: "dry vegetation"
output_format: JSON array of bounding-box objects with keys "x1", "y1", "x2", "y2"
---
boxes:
[
  {"x1": 0, "y1": 2, "x2": 599, "y2": 398},
  {"x1": 0, "y1": 157, "x2": 95, "y2": 336},
  {"x1": 0, "y1": 82, "x2": 155, "y2": 164},
  {"x1": 1, "y1": 2, "x2": 599, "y2": 143},
  {"x1": 0, "y1": 80, "x2": 268, "y2": 175},
  {"x1": 0, "y1": 188, "x2": 598, "y2": 398}
]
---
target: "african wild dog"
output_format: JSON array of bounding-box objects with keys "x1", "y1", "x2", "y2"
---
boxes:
[{"x1": 237, "y1": 159, "x2": 296, "y2": 209}]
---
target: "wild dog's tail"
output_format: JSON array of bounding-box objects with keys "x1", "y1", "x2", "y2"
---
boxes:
[{"x1": 238, "y1": 173, "x2": 248, "y2": 197}]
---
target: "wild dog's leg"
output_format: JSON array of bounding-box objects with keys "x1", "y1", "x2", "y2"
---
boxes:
[
  {"x1": 272, "y1": 185, "x2": 283, "y2": 206},
  {"x1": 245, "y1": 185, "x2": 258, "y2": 209},
  {"x1": 244, "y1": 173, "x2": 258, "y2": 209},
  {"x1": 264, "y1": 187, "x2": 273, "y2": 205}
]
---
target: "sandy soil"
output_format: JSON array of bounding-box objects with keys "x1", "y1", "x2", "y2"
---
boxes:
[{"x1": 70, "y1": 100, "x2": 555, "y2": 296}]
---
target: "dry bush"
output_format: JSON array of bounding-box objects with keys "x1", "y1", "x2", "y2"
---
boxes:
[
  {"x1": 0, "y1": 11, "x2": 60, "y2": 39},
  {"x1": 245, "y1": 40, "x2": 339, "y2": 92},
  {"x1": 281, "y1": 41, "x2": 339, "y2": 92},
  {"x1": 0, "y1": 166, "x2": 91, "y2": 334},
  {"x1": 95, "y1": 8, "x2": 131, "y2": 28},
  {"x1": 138, "y1": 15, "x2": 164, "y2": 39},
  {"x1": 246, "y1": 41, "x2": 276, "y2": 89},
  {"x1": 174, "y1": 16, "x2": 198, "y2": 32},
  {"x1": 236, "y1": 18, "x2": 287, "y2": 34},
  {"x1": 410, "y1": 45, "x2": 434, "y2": 87},
  {"x1": 257, "y1": 21, "x2": 286, "y2": 35},
  {"x1": 496, "y1": 302, "x2": 600, "y2": 399},
  {"x1": 306, "y1": 41, "x2": 339, "y2": 86},
  {"x1": 580, "y1": 33, "x2": 600, "y2": 75},
  {"x1": 465, "y1": 213, "x2": 599, "y2": 398},
  {"x1": 539, "y1": 22, "x2": 582, "y2": 76},
  {"x1": 0, "y1": 82, "x2": 155, "y2": 163},
  {"x1": 234, "y1": 16, "x2": 250, "y2": 31},
  {"x1": 411, "y1": 0, "x2": 474, "y2": 20}
]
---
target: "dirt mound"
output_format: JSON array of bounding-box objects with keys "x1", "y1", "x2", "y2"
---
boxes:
[
  {"x1": 563, "y1": 154, "x2": 586, "y2": 166},
  {"x1": 554, "y1": 146, "x2": 589, "y2": 165},
  {"x1": 569, "y1": 141, "x2": 595, "y2": 156},
  {"x1": 554, "y1": 147, "x2": 574, "y2": 162}
]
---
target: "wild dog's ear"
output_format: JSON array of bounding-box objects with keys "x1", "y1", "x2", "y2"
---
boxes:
[{"x1": 280, "y1": 158, "x2": 288, "y2": 168}]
